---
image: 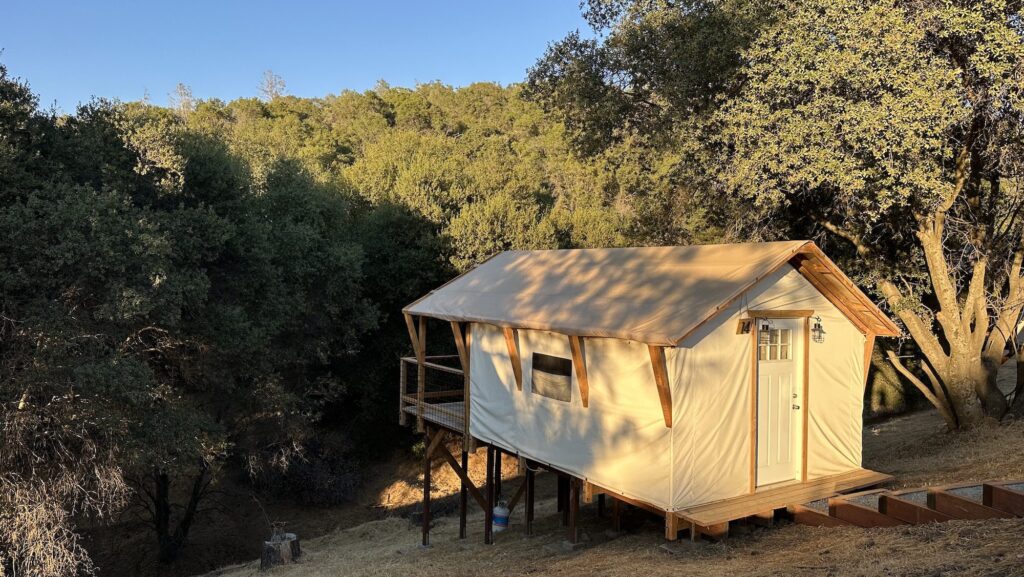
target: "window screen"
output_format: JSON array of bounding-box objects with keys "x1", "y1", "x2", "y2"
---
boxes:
[{"x1": 531, "y1": 352, "x2": 572, "y2": 402}]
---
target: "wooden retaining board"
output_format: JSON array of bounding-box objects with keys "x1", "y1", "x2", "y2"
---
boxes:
[
  {"x1": 828, "y1": 489, "x2": 906, "y2": 528},
  {"x1": 983, "y1": 481, "x2": 1024, "y2": 517},
  {"x1": 928, "y1": 483, "x2": 1010, "y2": 520}
]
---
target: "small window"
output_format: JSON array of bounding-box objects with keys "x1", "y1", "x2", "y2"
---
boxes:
[
  {"x1": 758, "y1": 328, "x2": 793, "y2": 361},
  {"x1": 531, "y1": 352, "x2": 572, "y2": 402}
]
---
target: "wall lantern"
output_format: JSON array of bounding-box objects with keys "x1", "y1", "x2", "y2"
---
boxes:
[
  {"x1": 758, "y1": 320, "x2": 773, "y2": 345},
  {"x1": 811, "y1": 316, "x2": 826, "y2": 344}
]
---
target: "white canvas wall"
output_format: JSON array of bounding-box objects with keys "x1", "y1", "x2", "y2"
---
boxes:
[
  {"x1": 469, "y1": 263, "x2": 865, "y2": 513},
  {"x1": 469, "y1": 324, "x2": 674, "y2": 508},
  {"x1": 669, "y1": 264, "x2": 864, "y2": 510}
]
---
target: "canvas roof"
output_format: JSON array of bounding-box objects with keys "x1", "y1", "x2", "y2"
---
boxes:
[{"x1": 404, "y1": 240, "x2": 899, "y2": 346}]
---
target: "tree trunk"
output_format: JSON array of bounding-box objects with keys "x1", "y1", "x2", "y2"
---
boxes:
[
  {"x1": 1011, "y1": 346, "x2": 1024, "y2": 415},
  {"x1": 151, "y1": 464, "x2": 210, "y2": 564}
]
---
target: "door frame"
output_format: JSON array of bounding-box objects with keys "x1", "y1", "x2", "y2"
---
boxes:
[{"x1": 748, "y1": 310, "x2": 812, "y2": 493}]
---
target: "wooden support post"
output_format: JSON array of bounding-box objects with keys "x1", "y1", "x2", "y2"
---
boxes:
[
  {"x1": 598, "y1": 494, "x2": 606, "y2": 518},
  {"x1": 416, "y1": 317, "x2": 426, "y2": 432},
  {"x1": 422, "y1": 428, "x2": 432, "y2": 547},
  {"x1": 399, "y1": 358, "x2": 408, "y2": 426},
  {"x1": 648, "y1": 345, "x2": 672, "y2": 428},
  {"x1": 464, "y1": 327, "x2": 472, "y2": 447},
  {"x1": 503, "y1": 327, "x2": 523, "y2": 391},
  {"x1": 485, "y1": 446, "x2": 495, "y2": 545},
  {"x1": 459, "y1": 449, "x2": 469, "y2": 539},
  {"x1": 691, "y1": 522, "x2": 729, "y2": 542},
  {"x1": 750, "y1": 510, "x2": 774, "y2": 528},
  {"x1": 558, "y1": 475, "x2": 569, "y2": 525},
  {"x1": 568, "y1": 335, "x2": 590, "y2": 407},
  {"x1": 611, "y1": 497, "x2": 622, "y2": 532},
  {"x1": 493, "y1": 449, "x2": 502, "y2": 499},
  {"x1": 665, "y1": 513, "x2": 681, "y2": 541},
  {"x1": 525, "y1": 463, "x2": 535, "y2": 536},
  {"x1": 568, "y1": 477, "x2": 580, "y2": 544}
]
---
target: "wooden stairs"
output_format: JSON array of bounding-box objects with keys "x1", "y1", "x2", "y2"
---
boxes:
[{"x1": 787, "y1": 480, "x2": 1023, "y2": 528}]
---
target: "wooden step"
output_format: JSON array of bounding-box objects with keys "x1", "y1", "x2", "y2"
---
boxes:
[
  {"x1": 982, "y1": 481, "x2": 1024, "y2": 516},
  {"x1": 788, "y1": 498, "x2": 851, "y2": 527},
  {"x1": 879, "y1": 488, "x2": 952, "y2": 524},
  {"x1": 928, "y1": 483, "x2": 1011, "y2": 520},
  {"x1": 828, "y1": 489, "x2": 905, "y2": 528}
]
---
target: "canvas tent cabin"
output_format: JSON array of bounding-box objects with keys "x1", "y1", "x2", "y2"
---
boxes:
[{"x1": 400, "y1": 240, "x2": 898, "y2": 544}]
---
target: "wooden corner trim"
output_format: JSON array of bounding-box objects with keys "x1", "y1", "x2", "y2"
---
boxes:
[
  {"x1": 568, "y1": 335, "x2": 589, "y2": 407},
  {"x1": 749, "y1": 325, "x2": 757, "y2": 493},
  {"x1": 648, "y1": 345, "x2": 672, "y2": 428}
]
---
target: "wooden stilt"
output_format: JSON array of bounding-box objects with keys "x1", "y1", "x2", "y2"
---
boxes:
[
  {"x1": 568, "y1": 477, "x2": 580, "y2": 544},
  {"x1": 611, "y1": 497, "x2": 622, "y2": 532},
  {"x1": 665, "y1": 513, "x2": 681, "y2": 541},
  {"x1": 459, "y1": 449, "x2": 468, "y2": 539},
  {"x1": 422, "y1": 428, "x2": 432, "y2": 547},
  {"x1": 558, "y1": 475, "x2": 569, "y2": 526},
  {"x1": 485, "y1": 446, "x2": 495, "y2": 545},
  {"x1": 525, "y1": 463, "x2": 535, "y2": 536},
  {"x1": 494, "y1": 449, "x2": 503, "y2": 499}
]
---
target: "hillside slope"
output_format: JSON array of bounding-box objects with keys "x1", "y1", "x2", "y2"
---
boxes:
[{"x1": 203, "y1": 405, "x2": 1024, "y2": 577}]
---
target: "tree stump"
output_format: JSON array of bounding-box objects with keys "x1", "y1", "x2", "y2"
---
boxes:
[{"x1": 260, "y1": 532, "x2": 301, "y2": 571}]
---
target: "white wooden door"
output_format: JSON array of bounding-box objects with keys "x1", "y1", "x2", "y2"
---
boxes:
[{"x1": 756, "y1": 318, "x2": 802, "y2": 487}]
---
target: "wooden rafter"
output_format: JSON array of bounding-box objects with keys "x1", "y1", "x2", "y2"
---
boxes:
[
  {"x1": 568, "y1": 335, "x2": 589, "y2": 407},
  {"x1": 451, "y1": 321, "x2": 469, "y2": 373},
  {"x1": 404, "y1": 313, "x2": 422, "y2": 355},
  {"x1": 647, "y1": 345, "x2": 672, "y2": 428},
  {"x1": 863, "y1": 333, "x2": 876, "y2": 386},
  {"x1": 503, "y1": 327, "x2": 523, "y2": 391}
]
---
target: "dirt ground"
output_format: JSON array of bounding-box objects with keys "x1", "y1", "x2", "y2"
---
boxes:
[{"x1": 198, "y1": 406, "x2": 1024, "y2": 577}]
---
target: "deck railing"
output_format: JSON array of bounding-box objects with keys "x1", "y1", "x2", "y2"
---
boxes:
[{"x1": 400, "y1": 355, "x2": 467, "y2": 433}]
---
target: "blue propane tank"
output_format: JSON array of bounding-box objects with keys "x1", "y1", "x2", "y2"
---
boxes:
[{"x1": 494, "y1": 501, "x2": 510, "y2": 532}]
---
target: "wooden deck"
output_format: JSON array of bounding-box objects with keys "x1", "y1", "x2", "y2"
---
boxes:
[
  {"x1": 676, "y1": 468, "x2": 893, "y2": 526},
  {"x1": 402, "y1": 400, "x2": 466, "y2": 434}
]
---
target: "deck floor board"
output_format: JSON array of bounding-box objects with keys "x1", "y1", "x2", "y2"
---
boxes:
[
  {"x1": 677, "y1": 468, "x2": 893, "y2": 526},
  {"x1": 402, "y1": 401, "x2": 466, "y2": 434}
]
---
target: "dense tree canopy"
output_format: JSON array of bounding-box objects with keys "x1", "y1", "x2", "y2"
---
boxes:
[{"x1": 530, "y1": 0, "x2": 1024, "y2": 428}]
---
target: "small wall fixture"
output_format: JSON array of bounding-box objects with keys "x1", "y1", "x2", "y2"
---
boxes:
[{"x1": 811, "y1": 316, "x2": 826, "y2": 343}]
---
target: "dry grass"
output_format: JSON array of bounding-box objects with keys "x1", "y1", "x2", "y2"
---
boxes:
[{"x1": 202, "y1": 409, "x2": 1024, "y2": 577}]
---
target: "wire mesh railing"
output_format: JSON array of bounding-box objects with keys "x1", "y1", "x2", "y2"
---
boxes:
[{"x1": 400, "y1": 355, "x2": 467, "y2": 433}]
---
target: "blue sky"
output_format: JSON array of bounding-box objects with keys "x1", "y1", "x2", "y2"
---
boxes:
[{"x1": 1, "y1": 1, "x2": 592, "y2": 112}]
